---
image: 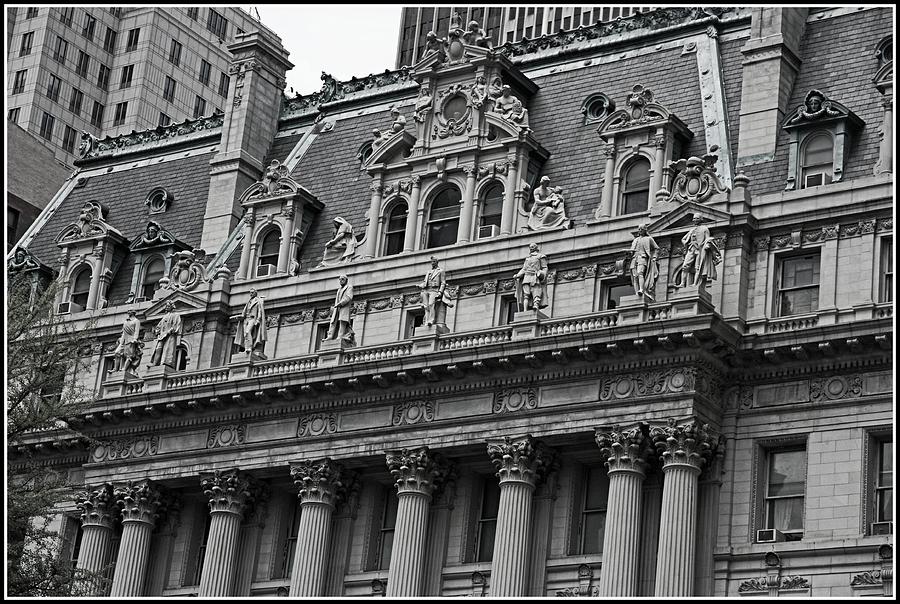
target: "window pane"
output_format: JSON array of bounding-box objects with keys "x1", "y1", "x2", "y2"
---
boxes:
[
  {"x1": 767, "y1": 497, "x2": 803, "y2": 531},
  {"x1": 878, "y1": 490, "x2": 893, "y2": 522},
  {"x1": 387, "y1": 203, "x2": 408, "y2": 232},
  {"x1": 582, "y1": 511, "x2": 606, "y2": 554},
  {"x1": 476, "y1": 519, "x2": 496, "y2": 562},
  {"x1": 624, "y1": 160, "x2": 651, "y2": 191},
  {"x1": 782, "y1": 256, "x2": 819, "y2": 288},
  {"x1": 780, "y1": 287, "x2": 818, "y2": 316},
  {"x1": 880, "y1": 441, "x2": 893, "y2": 487},
  {"x1": 584, "y1": 466, "x2": 609, "y2": 510},
  {"x1": 378, "y1": 530, "x2": 394, "y2": 569},
  {"x1": 383, "y1": 491, "x2": 399, "y2": 527},
  {"x1": 482, "y1": 479, "x2": 501, "y2": 518},
  {"x1": 803, "y1": 134, "x2": 833, "y2": 166},
  {"x1": 768, "y1": 450, "x2": 806, "y2": 497}
]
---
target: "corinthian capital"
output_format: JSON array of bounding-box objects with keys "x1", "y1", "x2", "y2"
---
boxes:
[
  {"x1": 595, "y1": 424, "x2": 652, "y2": 476},
  {"x1": 290, "y1": 458, "x2": 349, "y2": 508},
  {"x1": 200, "y1": 469, "x2": 255, "y2": 515},
  {"x1": 76, "y1": 483, "x2": 117, "y2": 529},
  {"x1": 650, "y1": 418, "x2": 718, "y2": 471},
  {"x1": 487, "y1": 435, "x2": 556, "y2": 488},
  {"x1": 386, "y1": 447, "x2": 454, "y2": 498},
  {"x1": 114, "y1": 480, "x2": 163, "y2": 525}
]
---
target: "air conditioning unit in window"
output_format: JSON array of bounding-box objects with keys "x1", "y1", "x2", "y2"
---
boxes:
[
  {"x1": 256, "y1": 264, "x2": 276, "y2": 277},
  {"x1": 134, "y1": 296, "x2": 148, "y2": 303},
  {"x1": 756, "y1": 529, "x2": 787, "y2": 543},
  {"x1": 478, "y1": 224, "x2": 499, "y2": 239},
  {"x1": 804, "y1": 172, "x2": 832, "y2": 188},
  {"x1": 871, "y1": 521, "x2": 893, "y2": 535},
  {"x1": 57, "y1": 302, "x2": 83, "y2": 314}
]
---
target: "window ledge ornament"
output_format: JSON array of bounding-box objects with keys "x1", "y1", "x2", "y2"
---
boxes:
[
  {"x1": 782, "y1": 89, "x2": 864, "y2": 190},
  {"x1": 145, "y1": 187, "x2": 173, "y2": 214},
  {"x1": 161, "y1": 249, "x2": 209, "y2": 292},
  {"x1": 56, "y1": 201, "x2": 115, "y2": 243},
  {"x1": 129, "y1": 221, "x2": 177, "y2": 251},
  {"x1": 664, "y1": 150, "x2": 729, "y2": 204},
  {"x1": 599, "y1": 84, "x2": 677, "y2": 133},
  {"x1": 238, "y1": 160, "x2": 301, "y2": 203},
  {"x1": 8, "y1": 246, "x2": 48, "y2": 274}
]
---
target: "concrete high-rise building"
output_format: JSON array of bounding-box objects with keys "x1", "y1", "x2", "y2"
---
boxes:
[
  {"x1": 6, "y1": 6, "x2": 262, "y2": 167},
  {"x1": 396, "y1": 6, "x2": 655, "y2": 68}
]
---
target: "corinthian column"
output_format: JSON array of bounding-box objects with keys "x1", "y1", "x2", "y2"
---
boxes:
[
  {"x1": 695, "y1": 441, "x2": 726, "y2": 596},
  {"x1": 385, "y1": 448, "x2": 453, "y2": 597},
  {"x1": 197, "y1": 470, "x2": 256, "y2": 597},
  {"x1": 595, "y1": 425, "x2": 653, "y2": 596},
  {"x1": 363, "y1": 179, "x2": 384, "y2": 258},
  {"x1": 288, "y1": 459, "x2": 353, "y2": 597},
  {"x1": 110, "y1": 481, "x2": 163, "y2": 597},
  {"x1": 487, "y1": 435, "x2": 557, "y2": 597},
  {"x1": 74, "y1": 484, "x2": 118, "y2": 596},
  {"x1": 458, "y1": 165, "x2": 478, "y2": 243},
  {"x1": 651, "y1": 419, "x2": 718, "y2": 597}
]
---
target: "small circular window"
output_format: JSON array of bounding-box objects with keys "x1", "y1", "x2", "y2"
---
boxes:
[
  {"x1": 444, "y1": 96, "x2": 468, "y2": 121},
  {"x1": 876, "y1": 36, "x2": 892, "y2": 66},
  {"x1": 581, "y1": 93, "x2": 616, "y2": 124},
  {"x1": 145, "y1": 187, "x2": 173, "y2": 214}
]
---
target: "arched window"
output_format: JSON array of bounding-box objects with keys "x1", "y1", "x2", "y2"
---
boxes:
[
  {"x1": 175, "y1": 344, "x2": 189, "y2": 371},
  {"x1": 621, "y1": 158, "x2": 651, "y2": 215},
  {"x1": 425, "y1": 186, "x2": 461, "y2": 249},
  {"x1": 383, "y1": 201, "x2": 407, "y2": 256},
  {"x1": 478, "y1": 182, "x2": 503, "y2": 239},
  {"x1": 800, "y1": 133, "x2": 833, "y2": 188},
  {"x1": 141, "y1": 257, "x2": 164, "y2": 300},
  {"x1": 257, "y1": 228, "x2": 280, "y2": 276},
  {"x1": 70, "y1": 267, "x2": 91, "y2": 309}
]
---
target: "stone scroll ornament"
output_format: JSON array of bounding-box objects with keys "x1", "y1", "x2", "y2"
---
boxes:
[
  {"x1": 665, "y1": 150, "x2": 728, "y2": 204},
  {"x1": 57, "y1": 201, "x2": 110, "y2": 242}
]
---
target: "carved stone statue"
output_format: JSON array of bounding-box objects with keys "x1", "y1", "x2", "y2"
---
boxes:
[
  {"x1": 527, "y1": 176, "x2": 571, "y2": 231},
  {"x1": 414, "y1": 85, "x2": 433, "y2": 123},
  {"x1": 235, "y1": 288, "x2": 267, "y2": 358},
  {"x1": 675, "y1": 215, "x2": 721, "y2": 287},
  {"x1": 419, "y1": 256, "x2": 454, "y2": 329},
  {"x1": 141, "y1": 221, "x2": 164, "y2": 246},
  {"x1": 515, "y1": 243, "x2": 549, "y2": 312},
  {"x1": 390, "y1": 105, "x2": 407, "y2": 133},
  {"x1": 325, "y1": 274, "x2": 355, "y2": 344},
  {"x1": 463, "y1": 20, "x2": 490, "y2": 48},
  {"x1": 149, "y1": 301, "x2": 182, "y2": 368},
  {"x1": 629, "y1": 224, "x2": 660, "y2": 299},
  {"x1": 8, "y1": 248, "x2": 39, "y2": 273},
  {"x1": 470, "y1": 76, "x2": 488, "y2": 109},
  {"x1": 321, "y1": 217, "x2": 357, "y2": 266},
  {"x1": 492, "y1": 85, "x2": 527, "y2": 123},
  {"x1": 372, "y1": 128, "x2": 386, "y2": 149},
  {"x1": 786, "y1": 89, "x2": 841, "y2": 125},
  {"x1": 424, "y1": 31, "x2": 446, "y2": 61},
  {"x1": 113, "y1": 310, "x2": 142, "y2": 374}
]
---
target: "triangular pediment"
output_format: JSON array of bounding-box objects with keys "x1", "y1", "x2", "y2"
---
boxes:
[
  {"x1": 645, "y1": 201, "x2": 733, "y2": 234},
  {"x1": 782, "y1": 90, "x2": 864, "y2": 131},
  {"x1": 143, "y1": 289, "x2": 206, "y2": 320},
  {"x1": 367, "y1": 130, "x2": 416, "y2": 168}
]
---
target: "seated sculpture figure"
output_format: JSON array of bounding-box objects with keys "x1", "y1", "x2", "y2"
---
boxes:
[
  {"x1": 527, "y1": 176, "x2": 571, "y2": 231},
  {"x1": 320, "y1": 217, "x2": 358, "y2": 266}
]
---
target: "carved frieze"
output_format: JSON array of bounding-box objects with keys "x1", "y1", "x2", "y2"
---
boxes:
[
  {"x1": 207, "y1": 424, "x2": 246, "y2": 449},
  {"x1": 809, "y1": 375, "x2": 862, "y2": 402},
  {"x1": 600, "y1": 367, "x2": 696, "y2": 401},
  {"x1": 493, "y1": 387, "x2": 538, "y2": 414},
  {"x1": 737, "y1": 577, "x2": 767, "y2": 593},
  {"x1": 851, "y1": 570, "x2": 882, "y2": 586},
  {"x1": 297, "y1": 412, "x2": 338, "y2": 437},
  {"x1": 79, "y1": 113, "x2": 224, "y2": 160},
  {"x1": 392, "y1": 400, "x2": 435, "y2": 425},
  {"x1": 780, "y1": 576, "x2": 811, "y2": 590},
  {"x1": 283, "y1": 68, "x2": 415, "y2": 118},
  {"x1": 91, "y1": 435, "x2": 159, "y2": 462}
]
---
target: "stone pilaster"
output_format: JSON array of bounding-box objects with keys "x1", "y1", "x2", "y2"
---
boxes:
[
  {"x1": 487, "y1": 435, "x2": 557, "y2": 597},
  {"x1": 595, "y1": 425, "x2": 653, "y2": 596},
  {"x1": 458, "y1": 165, "x2": 478, "y2": 243},
  {"x1": 232, "y1": 485, "x2": 269, "y2": 597},
  {"x1": 109, "y1": 481, "x2": 163, "y2": 597},
  {"x1": 289, "y1": 459, "x2": 352, "y2": 597},
  {"x1": 74, "y1": 483, "x2": 117, "y2": 596},
  {"x1": 385, "y1": 448, "x2": 454, "y2": 597},
  {"x1": 651, "y1": 419, "x2": 718, "y2": 597},
  {"x1": 144, "y1": 495, "x2": 182, "y2": 596},
  {"x1": 695, "y1": 440, "x2": 726, "y2": 596},
  {"x1": 197, "y1": 470, "x2": 256, "y2": 597}
]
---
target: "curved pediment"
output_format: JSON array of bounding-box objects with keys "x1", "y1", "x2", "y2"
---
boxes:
[
  {"x1": 873, "y1": 61, "x2": 893, "y2": 92},
  {"x1": 484, "y1": 109, "x2": 526, "y2": 138},
  {"x1": 129, "y1": 221, "x2": 182, "y2": 251},
  {"x1": 367, "y1": 130, "x2": 416, "y2": 167},
  {"x1": 239, "y1": 160, "x2": 310, "y2": 205},
  {"x1": 56, "y1": 200, "x2": 125, "y2": 245},
  {"x1": 782, "y1": 89, "x2": 864, "y2": 131}
]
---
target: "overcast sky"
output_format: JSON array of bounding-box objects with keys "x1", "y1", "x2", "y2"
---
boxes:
[{"x1": 250, "y1": 4, "x2": 403, "y2": 97}]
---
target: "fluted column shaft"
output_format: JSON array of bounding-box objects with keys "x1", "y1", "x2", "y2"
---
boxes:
[
  {"x1": 75, "y1": 484, "x2": 117, "y2": 596},
  {"x1": 403, "y1": 177, "x2": 421, "y2": 252},
  {"x1": 500, "y1": 159, "x2": 519, "y2": 234},
  {"x1": 197, "y1": 470, "x2": 254, "y2": 597},
  {"x1": 650, "y1": 419, "x2": 719, "y2": 598},
  {"x1": 598, "y1": 144, "x2": 616, "y2": 218},
  {"x1": 290, "y1": 502, "x2": 334, "y2": 595},
  {"x1": 385, "y1": 447, "x2": 452, "y2": 597},
  {"x1": 491, "y1": 479, "x2": 534, "y2": 596},
  {"x1": 458, "y1": 166, "x2": 477, "y2": 243},
  {"x1": 110, "y1": 520, "x2": 153, "y2": 596},
  {"x1": 288, "y1": 458, "x2": 351, "y2": 597},
  {"x1": 487, "y1": 436, "x2": 555, "y2": 597},
  {"x1": 363, "y1": 180, "x2": 384, "y2": 258}
]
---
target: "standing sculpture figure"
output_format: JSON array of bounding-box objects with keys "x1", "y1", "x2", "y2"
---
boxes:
[
  {"x1": 420, "y1": 256, "x2": 453, "y2": 328},
  {"x1": 149, "y1": 301, "x2": 182, "y2": 368},
  {"x1": 113, "y1": 310, "x2": 142, "y2": 373},
  {"x1": 515, "y1": 243, "x2": 549, "y2": 312},
  {"x1": 629, "y1": 224, "x2": 660, "y2": 299},
  {"x1": 325, "y1": 274, "x2": 355, "y2": 343},
  {"x1": 321, "y1": 217, "x2": 357, "y2": 266},
  {"x1": 677, "y1": 215, "x2": 721, "y2": 287},
  {"x1": 236, "y1": 288, "x2": 267, "y2": 358}
]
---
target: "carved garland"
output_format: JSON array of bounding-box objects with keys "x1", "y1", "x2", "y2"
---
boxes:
[{"x1": 298, "y1": 412, "x2": 338, "y2": 437}]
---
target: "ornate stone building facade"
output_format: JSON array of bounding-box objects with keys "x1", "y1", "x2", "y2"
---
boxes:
[{"x1": 7, "y1": 6, "x2": 894, "y2": 598}]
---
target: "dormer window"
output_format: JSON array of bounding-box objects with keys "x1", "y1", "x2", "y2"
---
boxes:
[
  {"x1": 621, "y1": 158, "x2": 651, "y2": 214},
  {"x1": 257, "y1": 228, "x2": 281, "y2": 277},
  {"x1": 799, "y1": 132, "x2": 833, "y2": 188},
  {"x1": 141, "y1": 257, "x2": 165, "y2": 299},
  {"x1": 383, "y1": 201, "x2": 408, "y2": 256},
  {"x1": 70, "y1": 267, "x2": 91, "y2": 309},
  {"x1": 478, "y1": 182, "x2": 503, "y2": 239},
  {"x1": 426, "y1": 186, "x2": 461, "y2": 249}
]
